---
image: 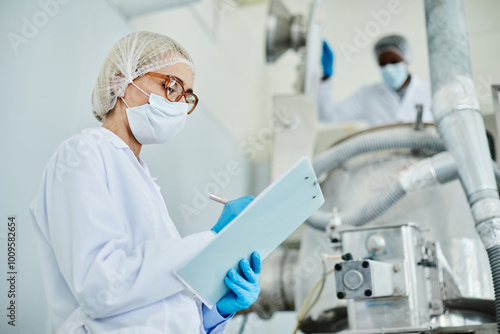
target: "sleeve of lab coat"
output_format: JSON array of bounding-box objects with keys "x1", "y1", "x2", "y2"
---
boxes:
[
  {"x1": 44, "y1": 140, "x2": 216, "y2": 320},
  {"x1": 202, "y1": 304, "x2": 232, "y2": 333},
  {"x1": 317, "y1": 77, "x2": 367, "y2": 123}
]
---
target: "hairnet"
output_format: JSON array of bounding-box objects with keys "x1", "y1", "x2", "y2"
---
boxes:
[
  {"x1": 374, "y1": 35, "x2": 412, "y2": 64},
  {"x1": 91, "y1": 31, "x2": 195, "y2": 122}
]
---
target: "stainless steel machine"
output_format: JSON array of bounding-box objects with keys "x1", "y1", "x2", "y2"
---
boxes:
[{"x1": 301, "y1": 126, "x2": 497, "y2": 333}]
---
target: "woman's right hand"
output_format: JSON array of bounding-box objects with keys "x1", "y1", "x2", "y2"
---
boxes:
[{"x1": 210, "y1": 195, "x2": 254, "y2": 233}]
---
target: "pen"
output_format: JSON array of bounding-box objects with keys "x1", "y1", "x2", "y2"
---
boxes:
[{"x1": 208, "y1": 193, "x2": 229, "y2": 205}]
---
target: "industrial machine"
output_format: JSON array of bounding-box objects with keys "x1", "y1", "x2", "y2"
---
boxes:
[{"x1": 258, "y1": 0, "x2": 500, "y2": 333}]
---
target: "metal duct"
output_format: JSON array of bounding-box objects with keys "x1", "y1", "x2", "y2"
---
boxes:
[
  {"x1": 424, "y1": 0, "x2": 500, "y2": 331},
  {"x1": 425, "y1": 0, "x2": 498, "y2": 205}
]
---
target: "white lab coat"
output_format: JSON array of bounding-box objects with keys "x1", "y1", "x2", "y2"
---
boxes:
[
  {"x1": 317, "y1": 75, "x2": 433, "y2": 125},
  {"x1": 30, "y1": 127, "x2": 229, "y2": 334}
]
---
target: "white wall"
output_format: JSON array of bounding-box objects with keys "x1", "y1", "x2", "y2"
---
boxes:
[{"x1": 465, "y1": 0, "x2": 500, "y2": 115}]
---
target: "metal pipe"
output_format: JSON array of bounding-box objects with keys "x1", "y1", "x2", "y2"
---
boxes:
[
  {"x1": 424, "y1": 0, "x2": 500, "y2": 331},
  {"x1": 313, "y1": 127, "x2": 444, "y2": 178},
  {"x1": 425, "y1": 0, "x2": 498, "y2": 206}
]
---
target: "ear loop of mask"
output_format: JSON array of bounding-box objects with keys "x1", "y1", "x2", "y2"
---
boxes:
[
  {"x1": 120, "y1": 96, "x2": 130, "y2": 108},
  {"x1": 131, "y1": 82, "x2": 150, "y2": 97},
  {"x1": 120, "y1": 81, "x2": 150, "y2": 109}
]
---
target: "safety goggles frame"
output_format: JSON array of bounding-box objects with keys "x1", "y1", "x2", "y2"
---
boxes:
[{"x1": 144, "y1": 72, "x2": 198, "y2": 115}]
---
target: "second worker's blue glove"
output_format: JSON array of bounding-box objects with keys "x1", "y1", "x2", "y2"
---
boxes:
[
  {"x1": 211, "y1": 195, "x2": 254, "y2": 233},
  {"x1": 216, "y1": 251, "x2": 262, "y2": 317},
  {"x1": 322, "y1": 40, "x2": 335, "y2": 78}
]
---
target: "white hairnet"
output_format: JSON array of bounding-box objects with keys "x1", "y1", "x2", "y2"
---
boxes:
[
  {"x1": 92, "y1": 31, "x2": 195, "y2": 122},
  {"x1": 374, "y1": 35, "x2": 412, "y2": 64}
]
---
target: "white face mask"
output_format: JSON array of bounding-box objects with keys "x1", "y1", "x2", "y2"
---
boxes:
[
  {"x1": 380, "y1": 62, "x2": 408, "y2": 91},
  {"x1": 121, "y1": 85, "x2": 188, "y2": 145}
]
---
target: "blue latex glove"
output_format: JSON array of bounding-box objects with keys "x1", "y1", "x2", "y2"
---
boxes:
[
  {"x1": 322, "y1": 40, "x2": 335, "y2": 78},
  {"x1": 211, "y1": 195, "x2": 254, "y2": 233},
  {"x1": 216, "y1": 252, "x2": 261, "y2": 317}
]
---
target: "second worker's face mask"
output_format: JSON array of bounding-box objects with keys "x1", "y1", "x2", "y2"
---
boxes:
[
  {"x1": 122, "y1": 87, "x2": 188, "y2": 145},
  {"x1": 380, "y1": 62, "x2": 408, "y2": 91}
]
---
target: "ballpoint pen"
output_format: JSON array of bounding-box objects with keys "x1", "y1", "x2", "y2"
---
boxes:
[{"x1": 207, "y1": 193, "x2": 229, "y2": 204}]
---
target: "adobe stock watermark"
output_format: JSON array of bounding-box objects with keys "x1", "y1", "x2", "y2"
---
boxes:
[
  {"x1": 213, "y1": 0, "x2": 238, "y2": 22},
  {"x1": 178, "y1": 105, "x2": 295, "y2": 223},
  {"x1": 242, "y1": 236, "x2": 336, "y2": 332},
  {"x1": 239, "y1": 104, "x2": 298, "y2": 161},
  {"x1": 475, "y1": 73, "x2": 499, "y2": 104},
  {"x1": 7, "y1": 0, "x2": 72, "y2": 54},
  {"x1": 178, "y1": 160, "x2": 243, "y2": 223},
  {"x1": 58, "y1": 268, "x2": 135, "y2": 333},
  {"x1": 55, "y1": 128, "x2": 105, "y2": 182},
  {"x1": 339, "y1": 0, "x2": 415, "y2": 63}
]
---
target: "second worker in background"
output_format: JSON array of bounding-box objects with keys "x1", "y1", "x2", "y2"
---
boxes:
[{"x1": 317, "y1": 34, "x2": 433, "y2": 126}]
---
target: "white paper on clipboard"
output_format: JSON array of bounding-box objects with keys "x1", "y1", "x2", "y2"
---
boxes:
[{"x1": 174, "y1": 156, "x2": 325, "y2": 307}]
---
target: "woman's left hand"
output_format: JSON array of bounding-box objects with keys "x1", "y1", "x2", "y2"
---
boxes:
[{"x1": 216, "y1": 251, "x2": 261, "y2": 317}]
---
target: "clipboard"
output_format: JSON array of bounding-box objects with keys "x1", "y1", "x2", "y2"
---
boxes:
[{"x1": 175, "y1": 157, "x2": 324, "y2": 307}]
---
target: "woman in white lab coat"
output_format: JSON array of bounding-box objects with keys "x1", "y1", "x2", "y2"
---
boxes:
[
  {"x1": 30, "y1": 31, "x2": 261, "y2": 334},
  {"x1": 318, "y1": 35, "x2": 433, "y2": 126}
]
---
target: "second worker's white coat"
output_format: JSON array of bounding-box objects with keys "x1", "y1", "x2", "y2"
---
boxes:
[{"x1": 317, "y1": 75, "x2": 433, "y2": 126}]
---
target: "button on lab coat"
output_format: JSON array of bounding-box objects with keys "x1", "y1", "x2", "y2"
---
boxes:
[
  {"x1": 30, "y1": 127, "x2": 229, "y2": 334},
  {"x1": 317, "y1": 75, "x2": 433, "y2": 126}
]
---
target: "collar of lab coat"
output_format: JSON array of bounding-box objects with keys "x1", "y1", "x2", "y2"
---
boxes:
[
  {"x1": 97, "y1": 127, "x2": 151, "y2": 171},
  {"x1": 98, "y1": 127, "x2": 130, "y2": 150}
]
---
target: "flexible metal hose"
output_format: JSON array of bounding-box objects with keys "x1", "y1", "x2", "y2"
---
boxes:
[
  {"x1": 341, "y1": 182, "x2": 406, "y2": 227},
  {"x1": 307, "y1": 129, "x2": 444, "y2": 231},
  {"x1": 313, "y1": 128, "x2": 444, "y2": 178},
  {"x1": 488, "y1": 246, "x2": 500, "y2": 333},
  {"x1": 308, "y1": 127, "x2": 500, "y2": 232},
  {"x1": 307, "y1": 182, "x2": 406, "y2": 230},
  {"x1": 493, "y1": 163, "x2": 500, "y2": 191}
]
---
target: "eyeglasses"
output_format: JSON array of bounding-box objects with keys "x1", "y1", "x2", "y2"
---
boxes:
[{"x1": 144, "y1": 72, "x2": 198, "y2": 115}]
